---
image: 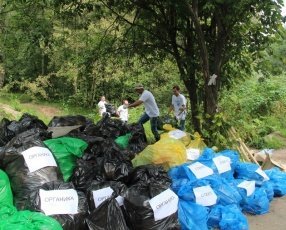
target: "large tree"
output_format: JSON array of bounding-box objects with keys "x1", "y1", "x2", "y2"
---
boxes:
[{"x1": 53, "y1": 0, "x2": 283, "y2": 132}]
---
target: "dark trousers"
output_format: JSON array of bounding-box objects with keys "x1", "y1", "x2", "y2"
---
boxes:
[{"x1": 138, "y1": 113, "x2": 160, "y2": 141}]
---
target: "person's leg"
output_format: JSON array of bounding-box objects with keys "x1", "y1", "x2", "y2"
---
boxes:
[
  {"x1": 150, "y1": 117, "x2": 160, "y2": 141},
  {"x1": 138, "y1": 113, "x2": 150, "y2": 125},
  {"x1": 179, "y1": 119, "x2": 186, "y2": 131}
]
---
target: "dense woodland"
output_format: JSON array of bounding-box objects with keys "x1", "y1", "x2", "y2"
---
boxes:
[{"x1": 0, "y1": 0, "x2": 286, "y2": 147}]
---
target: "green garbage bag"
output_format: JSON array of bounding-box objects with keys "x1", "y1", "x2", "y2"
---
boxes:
[
  {"x1": 0, "y1": 209, "x2": 63, "y2": 230},
  {"x1": 44, "y1": 137, "x2": 88, "y2": 182},
  {"x1": 0, "y1": 169, "x2": 13, "y2": 206},
  {"x1": 115, "y1": 133, "x2": 131, "y2": 149},
  {"x1": 0, "y1": 205, "x2": 17, "y2": 221}
]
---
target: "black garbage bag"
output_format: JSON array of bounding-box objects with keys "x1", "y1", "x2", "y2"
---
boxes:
[
  {"x1": 48, "y1": 115, "x2": 91, "y2": 127},
  {"x1": 127, "y1": 165, "x2": 171, "y2": 187},
  {"x1": 0, "y1": 118, "x2": 14, "y2": 147},
  {"x1": 86, "y1": 198, "x2": 128, "y2": 230},
  {"x1": 90, "y1": 138, "x2": 133, "y2": 182},
  {"x1": 84, "y1": 114, "x2": 129, "y2": 138},
  {"x1": 1, "y1": 128, "x2": 62, "y2": 209},
  {"x1": 127, "y1": 123, "x2": 147, "y2": 154},
  {"x1": 86, "y1": 181, "x2": 127, "y2": 212},
  {"x1": 70, "y1": 159, "x2": 104, "y2": 192},
  {"x1": 105, "y1": 103, "x2": 117, "y2": 117},
  {"x1": 0, "y1": 114, "x2": 47, "y2": 147},
  {"x1": 66, "y1": 129, "x2": 105, "y2": 150},
  {"x1": 85, "y1": 181, "x2": 128, "y2": 230},
  {"x1": 26, "y1": 181, "x2": 88, "y2": 230},
  {"x1": 7, "y1": 113, "x2": 47, "y2": 135},
  {"x1": 124, "y1": 182, "x2": 180, "y2": 230},
  {"x1": 157, "y1": 115, "x2": 178, "y2": 130}
]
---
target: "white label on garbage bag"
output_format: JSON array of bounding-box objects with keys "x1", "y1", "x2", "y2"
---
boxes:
[
  {"x1": 116, "y1": 195, "x2": 124, "y2": 206},
  {"x1": 213, "y1": 156, "x2": 231, "y2": 174},
  {"x1": 255, "y1": 168, "x2": 270, "y2": 181},
  {"x1": 188, "y1": 162, "x2": 214, "y2": 179},
  {"x1": 149, "y1": 189, "x2": 178, "y2": 221},
  {"x1": 237, "y1": 180, "x2": 256, "y2": 196},
  {"x1": 186, "y1": 148, "x2": 200, "y2": 160},
  {"x1": 168, "y1": 129, "x2": 187, "y2": 139},
  {"x1": 93, "y1": 187, "x2": 114, "y2": 208},
  {"x1": 193, "y1": 185, "x2": 217, "y2": 206},
  {"x1": 40, "y1": 189, "x2": 78, "y2": 215},
  {"x1": 21, "y1": 146, "x2": 57, "y2": 172}
]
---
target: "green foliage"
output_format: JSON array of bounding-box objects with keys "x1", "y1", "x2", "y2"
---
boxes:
[{"x1": 220, "y1": 74, "x2": 286, "y2": 148}]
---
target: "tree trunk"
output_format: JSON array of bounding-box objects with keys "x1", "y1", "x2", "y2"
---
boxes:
[{"x1": 183, "y1": 72, "x2": 201, "y2": 133}]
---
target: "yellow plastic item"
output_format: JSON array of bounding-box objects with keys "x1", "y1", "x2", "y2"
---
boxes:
[
  {"x1": 187, "y1": 132, "x2": 207, "y2": 150},
  {"x1": 162, "y1": 124, "x2": 176, "y2": 131},
  {"x1": 132, "y1": 137, "x2": 187, "y2": 170},
  {"x1": 161, "y1": 129, "x2": 191, "y2": 147}
]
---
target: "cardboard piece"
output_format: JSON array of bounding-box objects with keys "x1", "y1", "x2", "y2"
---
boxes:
[
  {"x1": 47, "y1": 125, "x2": 81, "y2": 138},
  {"x1": 260, "y1": 150, "x2": 286, "y2": 171}
]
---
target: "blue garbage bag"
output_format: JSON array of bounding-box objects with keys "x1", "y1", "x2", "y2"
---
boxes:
[
  {"x1": 197, "y1": 148, "x2": 236, "y2": 180},
  {"x1": 220, "y1": 204, "x2": 248, "y2": 230},
  {"x1": 178, "y1": 199, "x2": 208, "y2": 230},
  {"x1": 265, "y1": 168, "x2": 286, "y2": 196},
  {"x1": 234, "y1": 162, "x2": 267, "y2": 185},
  {"x1": 177, "y1": 175, "x2": 241, "y2": 206},
  {"x1": 259, "y1": 181, "x2": 274, "y2": 201},
  {"x1": 217, "y1": 149, "x2": 240, "y2": 179},
  {"x1": 207, "y1": 204, "x2": 248, "y2": 230},
  {"x1": 231, "y1": 179, "x2": 269, "y2": 215},
  {"x1": 171, "y1": 178, "x2": 190, "y2": 194},
  {"x1": 168, "y1": 163, "x2": 190, "y2": 181}
]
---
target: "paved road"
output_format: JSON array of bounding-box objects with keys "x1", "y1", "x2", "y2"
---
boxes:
[{"x1": 248, "y1": 196, "x2": 286, "y2": 230}]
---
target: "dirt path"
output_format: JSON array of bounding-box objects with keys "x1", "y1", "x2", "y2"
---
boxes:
[
  {"x1": 0, "y1": 102, "x2": 62, "y2": 120},
  {"x1": 22, "y1": 103, "x2": 62, "y2": 119},
  {"x1": 248, "y1": 196, "x2": 286, "y2": 230},
  {"x1": 0, "y1": 103, "x2": 21, "y2": 118}
]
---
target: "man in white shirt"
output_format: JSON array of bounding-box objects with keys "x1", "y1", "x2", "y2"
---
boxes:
[
  {"x1": 98, "y1": 96, "x2": 107, "y2": 116},
  {"x1": 117, "y1": 100, "x2": 129, "y2": 123},
  {"x1": 169, "y1": 85, "x2": 187, "y2": 131},
  {"x1": 127, "y1": 84, "x2": 160, "y2": 141}
]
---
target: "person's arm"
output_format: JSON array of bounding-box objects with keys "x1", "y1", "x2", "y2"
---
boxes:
[
  {"x1": 128, "y1": 100, "x2": 143, "y2": 108},
  {"x1": 168, "y1": 105, "x2": 174, "y2": 114}
]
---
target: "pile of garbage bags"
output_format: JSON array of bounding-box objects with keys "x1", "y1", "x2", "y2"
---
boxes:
[
  {"x1": 1, "y1": 113, "x2": 286, "y2": 230},
  {"x1": 0, "y1": 113, "x2": 180, "y2": 230}
]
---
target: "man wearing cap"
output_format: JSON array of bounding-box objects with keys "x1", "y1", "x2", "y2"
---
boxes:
[{"x1": 127, "y1": 84, "x2": 160, "y2": 141}]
